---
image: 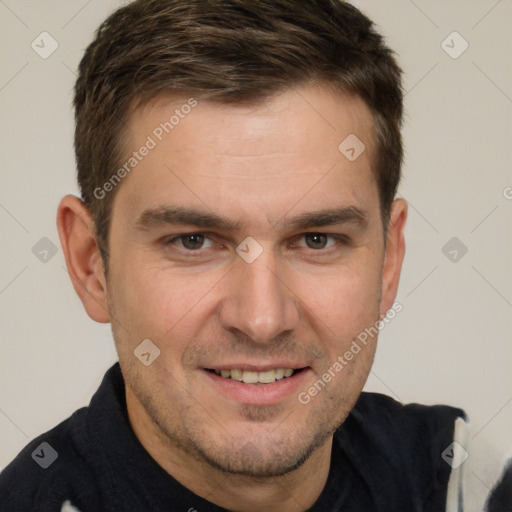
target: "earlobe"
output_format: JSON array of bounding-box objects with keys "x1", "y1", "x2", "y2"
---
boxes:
[
  {"x1": 380, "y1": 198, "x2": 408, "y2": 316},
  {"x1": 57, "y1": 195, "x2": 110, "y2": 323}
]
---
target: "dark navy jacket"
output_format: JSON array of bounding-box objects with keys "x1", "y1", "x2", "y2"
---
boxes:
[{"x1": 0, "y1": 363, "x2": 470, "y2": 511}]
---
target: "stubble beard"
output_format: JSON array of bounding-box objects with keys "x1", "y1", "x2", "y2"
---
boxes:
[
  {"x1": 124, "y1": 365, "x2": 341, "y2": 478},
  {"x1": 107, "y1": 290, "x2": 375, "y2": 480}
]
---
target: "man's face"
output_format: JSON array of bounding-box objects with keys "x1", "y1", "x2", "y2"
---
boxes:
[{"x1": 105, "y1": 85, "x2": 390, "y2": 476}]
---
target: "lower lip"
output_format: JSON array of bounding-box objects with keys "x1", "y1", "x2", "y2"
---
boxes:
[{"x1": 203, "y1": 369, "x2": 311, "y2": 406}]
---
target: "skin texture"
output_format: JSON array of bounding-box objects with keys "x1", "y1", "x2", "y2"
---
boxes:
[{"x1": 57, "y1": 84, "x2": 407, "y2": 512}]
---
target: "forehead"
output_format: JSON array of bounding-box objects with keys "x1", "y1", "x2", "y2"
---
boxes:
[
  {"x1": 114, "y1": 85, "x2": 379, "y2": 231},
  {"x1": 130, "y1": 85, "x2": 374, "y2": 157}
]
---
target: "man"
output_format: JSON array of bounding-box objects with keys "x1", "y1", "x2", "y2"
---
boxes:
[{"x1": 2, "y1": 0, "x2": 507, "y2": 510}]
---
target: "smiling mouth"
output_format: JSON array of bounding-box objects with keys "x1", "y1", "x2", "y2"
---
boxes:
[{"x1": 205, "y1": 368, "x2": 306, "y2": 384}]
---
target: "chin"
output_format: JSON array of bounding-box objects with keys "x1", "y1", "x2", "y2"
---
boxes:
[{"x1": 189, "y1": 427, "x2": 331, "y2": 478}]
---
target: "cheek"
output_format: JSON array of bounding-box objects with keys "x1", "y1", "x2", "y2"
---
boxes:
[
  {"x1": 110, "y1": 256, "x2": 224, "y2": 342},
  {"x1": 109, "y1": 238, "x2": 382, "y2": 358},
  {"x1": 294, "y1": 257, "x2": 382, "y2": 336}
]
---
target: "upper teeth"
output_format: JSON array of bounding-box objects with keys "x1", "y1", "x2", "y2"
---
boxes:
[{"x1": 215, "y1": 368, "x2": 295, "y2": 383}]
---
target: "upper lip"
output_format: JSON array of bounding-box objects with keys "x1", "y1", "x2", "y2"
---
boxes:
[{"x1": 204, "y1": 363, "x2": 309, "y2": 372}]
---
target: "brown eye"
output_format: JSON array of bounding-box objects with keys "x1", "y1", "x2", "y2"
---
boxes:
[
  {"x1": 292, "y1": 233, "x2": 346, "y2": 252},
  {"x1": 179, "y1": 234, "x2": 206, "y2": 250},
  {"x1": 304, "y1": 233, "x2": 328, "y2": 249},
  {"x1": 162, "y1": 232, "x2": 218, "y2": 258}
]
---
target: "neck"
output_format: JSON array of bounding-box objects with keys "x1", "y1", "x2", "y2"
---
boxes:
[{"x1": 126, "y1": 389, "x2": 332, "y2": 512}]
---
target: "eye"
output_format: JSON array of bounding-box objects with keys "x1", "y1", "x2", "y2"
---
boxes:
[
  {"x1": 166, "y1": 233, "x2": 215, "y2": 251},
  {"x1": 293, "y1": 233, "x2": 343, "y2": 250}
]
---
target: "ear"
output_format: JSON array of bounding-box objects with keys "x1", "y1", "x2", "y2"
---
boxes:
[
  {"x1": 380, "y1": 198, "x2": 408, "y2": 316},
  {"x1": 57, "y1": 195, "x2": 110, "y2": 323}
]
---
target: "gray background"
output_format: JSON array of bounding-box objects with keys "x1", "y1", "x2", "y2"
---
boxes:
[{"x1": 0, "y1": 1, "x2": 510, "y2": 509}]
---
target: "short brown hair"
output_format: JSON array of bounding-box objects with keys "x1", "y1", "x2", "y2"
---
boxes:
[{"x1": 74, "y1": 0, "x2": 403, "y2": 266}]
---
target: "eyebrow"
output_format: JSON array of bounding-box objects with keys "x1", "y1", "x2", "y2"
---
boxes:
[
  {"x1": 135, "y1": 205, "x2": 368, "y2": 232},
  {"x1": 286, "y1": 206, "x2": 367, "y2": 230}
]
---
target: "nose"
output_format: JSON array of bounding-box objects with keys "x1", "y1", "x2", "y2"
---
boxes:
[{"x1": 219, "y1": 248, "x2": 301, "y2": 345}]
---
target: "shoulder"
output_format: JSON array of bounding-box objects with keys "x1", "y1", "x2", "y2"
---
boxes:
[
  {"x1": 341, "y1": 392, "x2": 466, "y2": 459},
  {"x1": 334, "y1": 392, "x2": 467, "y2": 510},
  {"x1": 344, "y1": 390, "x2": 467, "y2": 458},
  {"x1": 348, "y1": 391, "x2": 466, "y2": 434},
  {"x1": 0, "y1": 408, "x2": 94, "y2": 512}
]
